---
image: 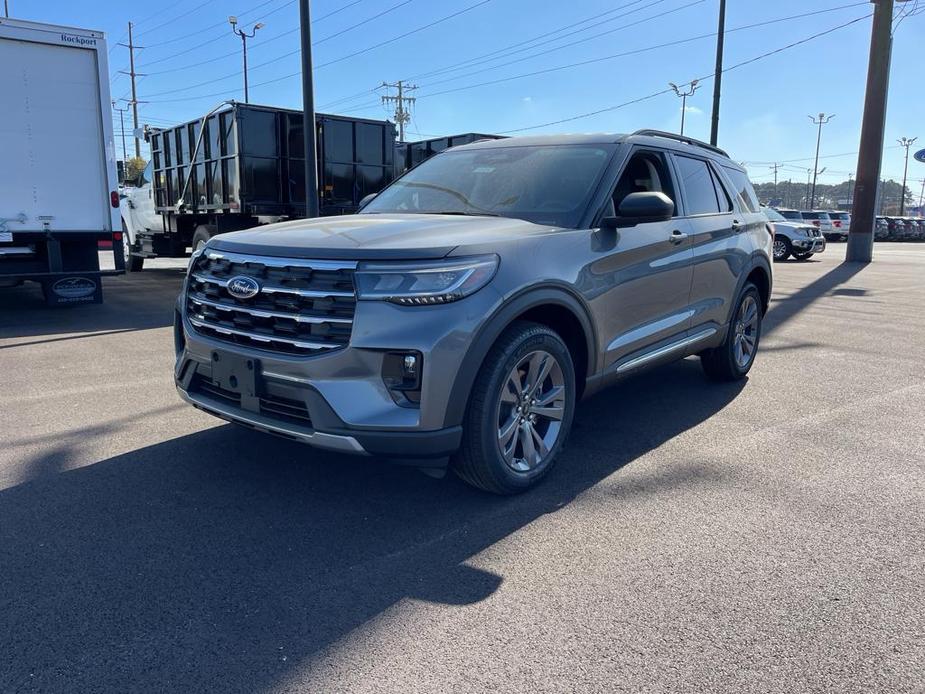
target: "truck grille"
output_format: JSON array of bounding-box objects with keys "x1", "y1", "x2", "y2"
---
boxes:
[{"x1": 186, "y1": 249, "x2": 357, "y2": 355}]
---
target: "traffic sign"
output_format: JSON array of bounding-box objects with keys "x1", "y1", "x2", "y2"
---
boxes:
[{"x1": 914, "y1": 148, "x2": 925, "y2": 163}]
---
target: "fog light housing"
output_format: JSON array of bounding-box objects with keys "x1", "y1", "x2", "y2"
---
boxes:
[{"x1": 382, "y1": 351, "x2": 422, "y2": 406}]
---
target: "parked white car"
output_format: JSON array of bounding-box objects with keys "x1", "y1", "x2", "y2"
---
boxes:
[{"x1": 765, "y1": 207, "x2": 826, "y2": 261}]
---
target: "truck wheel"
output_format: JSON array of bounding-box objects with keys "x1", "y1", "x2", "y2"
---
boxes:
[
  {"x1": 701, "y1": 283, "x2": 762, "y2": 382},
  {"x1": 772, "y1": 237, "x2": 791, "y2": 262},
  {"x1": 454, "y1": 321, "x2": 576, "y2": 495},
  {"x1": 122, "y1": 221, "x2": 144, "y2": 271},
  {"x1": 191, "y1": 225, "x2": 214, "y2": 253}
]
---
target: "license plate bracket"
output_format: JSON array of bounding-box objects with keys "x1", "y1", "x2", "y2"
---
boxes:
[{"x1": 211, "y1": 350, "x2": 261, "y2": 411}]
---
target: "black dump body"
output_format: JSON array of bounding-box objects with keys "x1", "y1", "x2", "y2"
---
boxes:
[
  {"x1": 395, "y1": 133, "x2": 505, "y2": 175},
  {"x1": 149, "y1": 104, "x2": 397, "y2": 218}
]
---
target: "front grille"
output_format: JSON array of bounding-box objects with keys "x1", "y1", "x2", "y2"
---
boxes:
[{"x1": 186, "y1": 249, "x2": 357, "y2": 356}]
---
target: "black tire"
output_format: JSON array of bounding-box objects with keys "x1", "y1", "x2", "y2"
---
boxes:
[
  {"x1": 453, "y1": 321, "x2": 576, "y2": 495},
  {"x1": 191, "y1": 225, "x2": 214, "y2": 253},
  {"x1": 122, "y1": 220, "x2": 144, "y2": 272},
  {"x1": 701, "y1": 282, "x2": 762, "y2": 382},
  {"x1": 772, "y1": 236, "x2": 791, "y2": 262}
]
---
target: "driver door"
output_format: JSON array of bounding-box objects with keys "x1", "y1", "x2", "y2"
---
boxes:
[
  {"x1": 586, "y1": 148, "x2": 695, "y2": 371},
  {"x1": 130, "y1": 161, "x2": 159, "y2": 231}
]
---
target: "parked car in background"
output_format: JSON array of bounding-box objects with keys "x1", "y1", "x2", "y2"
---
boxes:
[
  {"x1": 175, "y1": 130, "x2": 773, "y2": 494},
  {"x1": 826, "y1": 211, "x2": 850, "y2": 240},
  {"x1": 764, "y1": 207, "x2": 825, "y2": 261},
  {"x1": 775, "y1": 209, "x2": 804, "y2": 222},
  {"x1": 800, "y1": 211, "x2": 835, "y2": 236},
  {"x1": 875, "y1": 216, "x2": 890, "y2": 240}
]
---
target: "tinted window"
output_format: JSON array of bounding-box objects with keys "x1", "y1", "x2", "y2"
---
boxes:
[
  {"x1": 676, "y1": 156, "x2": 722, "y2": 215},
  {"x1": 762, "y1": 207, "x2": 786, "y2": 222},
  {"x1": 801, "y1": 212, "x2": 820, "y2": 220},
  {"x1": 723, "y1": 166, "x2": 760, "y2": 212},
  {"x1": 710, "y1": 166, "x2": 733, "y2": 212},
  {"x1": 364, "y1": 144, "x2": 614, "y2": 228},
  {"x1": 780, "y1": 210, "x2": 802, "y2": 220}
]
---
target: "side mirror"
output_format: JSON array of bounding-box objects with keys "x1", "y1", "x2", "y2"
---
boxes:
[
  {"x1": 603, "y1": 191, "x2": 674, "y2": 228},
  {"x1": 358, "y1": 192, "x2": 377, "y2": 211}
]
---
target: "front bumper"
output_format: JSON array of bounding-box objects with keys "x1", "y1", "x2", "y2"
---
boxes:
[
  {"x1": 792, "y1": 235, "x2": 826, "y2": 253},
  {"x1": 173, "y1": 282, "x2": 498, "y2": 458}
]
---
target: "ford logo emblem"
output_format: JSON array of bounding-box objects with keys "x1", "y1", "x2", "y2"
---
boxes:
[{"x1": 226, "y1": 275, "x2": 260, "y2": 299}]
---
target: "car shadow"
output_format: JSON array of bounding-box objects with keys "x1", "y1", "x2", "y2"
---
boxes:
[
  {"x1": 1, "y1": 358, "x2": 744, "y2": 692},
  {"x1": 0, "y1": 269, "x2": 183, "y2": 343}
]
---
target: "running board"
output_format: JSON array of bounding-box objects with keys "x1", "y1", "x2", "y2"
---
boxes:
[{"x1": 615, "y1": 328, "x2": 717, "y2": 374}]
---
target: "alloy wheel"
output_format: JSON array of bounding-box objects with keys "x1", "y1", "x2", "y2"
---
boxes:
[
  {"x1": 733, "y1": 295, "x2": 759, "y2": 368},
  {"x1": 773, "y1": 238, "x2": 787, "y2": 260},
  {"x1": 495, "y1": 350, "x2": 566, "y2": 472}
]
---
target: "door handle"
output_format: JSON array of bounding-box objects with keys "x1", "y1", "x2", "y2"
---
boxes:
[
  {"x1": 732, "y1": 219, "x2": 743, "y2": 232},
  {"x1": 669, "y1": 229, "x2": 688, "y2": 245}
]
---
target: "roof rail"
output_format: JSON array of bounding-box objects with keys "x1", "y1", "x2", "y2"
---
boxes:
[{"x1": 630, "y1": 129, "x2": 729, "y2": 158}]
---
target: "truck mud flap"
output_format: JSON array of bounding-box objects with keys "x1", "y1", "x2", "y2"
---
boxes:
[{"x1": 41, "y1": 274, "x2": 103, "y2": 307}]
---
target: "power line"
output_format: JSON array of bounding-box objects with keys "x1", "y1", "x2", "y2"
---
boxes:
[
  {"x1": 141, "y1": 0, "x2": 413, "y2": 98},
  {"x1": 499, "y1": 13, "x2": 871, "y2": 134},
  {"x1": 145, "y1": 0, "x2": 496, "y2": 104},
  {"x1": 135, "y1": 0, "x2": 220, "y2": 40},
  {"x1": 412, "y1": 2, "x2": 866, "y2": 103}
]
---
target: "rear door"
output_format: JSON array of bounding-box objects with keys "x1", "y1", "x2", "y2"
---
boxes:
[
  {"x1": 672, "y1": 154, "x2": 752, "y2": 335},
  {"x1": 0, "y1": 36, "x2": 110, "y2": 232}
]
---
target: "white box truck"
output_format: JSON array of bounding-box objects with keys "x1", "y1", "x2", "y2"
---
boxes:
[{"x1": 0, "y1": 17, "x2": 123, "y2": 305}]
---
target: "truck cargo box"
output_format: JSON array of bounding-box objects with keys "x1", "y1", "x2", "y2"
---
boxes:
[
  {"x1": 395, "y1": 133, "x2": 505, "y2": 175},
  {"x1": 149, "y1": 103, "x2": 397, "y2": 218}
]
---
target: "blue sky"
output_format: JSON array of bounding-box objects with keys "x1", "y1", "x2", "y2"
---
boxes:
[{"x1": 16, "y1": 0, "x2": 925, "y2": 189}]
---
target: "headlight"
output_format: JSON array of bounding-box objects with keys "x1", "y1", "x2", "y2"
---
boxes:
[{"x1": 355, "y1": 255, "x2": 498, "y2": 305}]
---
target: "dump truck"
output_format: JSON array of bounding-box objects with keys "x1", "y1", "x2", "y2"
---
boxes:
[{"x1": 120, "y1": 103, "x2": 397, "y2": 270}]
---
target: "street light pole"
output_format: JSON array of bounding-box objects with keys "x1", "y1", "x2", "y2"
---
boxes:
[
  {"x1": 669, "y1": 80, "x2": 700, "y2": 136},
  {"x1": 897, "y1": 136, "x2": 917, "y2": 215},
  {"x1": 229, "y1": 16, "x2": 264, "y2": 103},
  {"x1": 808, "y1": 113, "x2": 835, "y2": 208}
]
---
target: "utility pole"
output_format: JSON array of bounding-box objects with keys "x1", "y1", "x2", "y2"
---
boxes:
[
  {"x1": 112, "y1": 100, "x2": 129, "y2": 169},
  {"x1": 229, "y1": 16, "x2": 264, "y2": 103},
  {"x1": 769, "y1": 162, "x2": 781, "y2": 202},
  {"x1": 919, "y1": 178, "x2": 925, "y2": 212},
  {"x1": 805, "y1": 168, "x2": 813, "y2": 208},
  {"x1": 381, "y1": 80, "x2": 417, "y2": 142},
  {"x1": 118, "y1": 22, "x2": 142, "y2": 159},
  {"x1": 669, "y1": 80, "x2": 700, "y2": 136},
  {"x1": 709, "y1": 0, "x2": 726, "y2": 146},
  {"x1": 299, "y1": 0, "x2": 319, "y2": 218},
  {"x1": 848, "y1": 0, "x2": 910, "y2": 262},
  {"x1": 786, "y1": 178, "x2": 792, "y2": 208},
  {"x1": 808, "y1": 113, "x2": 835, "y2": 209},
  {"x1": 897, "y1": 136, "x2": 917, "y2": 215}
]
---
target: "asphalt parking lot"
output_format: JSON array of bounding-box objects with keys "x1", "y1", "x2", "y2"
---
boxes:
[{"x1": 1, "y1": 245, "x2": 922, "y2": 693}]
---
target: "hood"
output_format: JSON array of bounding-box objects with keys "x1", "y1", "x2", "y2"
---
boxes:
[
  {"x1": 773, "y1": 221, "x2": 816, "y2": 233},
  {"x1": 208, "y1": 213, "x2": 563, "y2": 260}
]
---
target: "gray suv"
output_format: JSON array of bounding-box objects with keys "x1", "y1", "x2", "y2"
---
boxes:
[{"x1": 175, "y1": 130, "x2": 772, "y2": 494}]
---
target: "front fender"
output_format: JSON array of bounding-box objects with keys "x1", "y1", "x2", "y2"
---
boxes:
[{"x1": 442, "y1": 286, "x2": 597, "y2": 428}]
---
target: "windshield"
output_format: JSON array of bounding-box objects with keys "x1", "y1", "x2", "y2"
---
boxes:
[
  {"x1": 763, "y1": 208, "x2": 786, "y2": 222},
  {"x1": 362, "y1": 144, "x2": 615, "y2": 228}
]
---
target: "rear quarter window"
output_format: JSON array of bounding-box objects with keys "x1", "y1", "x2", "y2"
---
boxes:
[{"x1": 722, "y1": 166, "x2": 760, "y2": 212}]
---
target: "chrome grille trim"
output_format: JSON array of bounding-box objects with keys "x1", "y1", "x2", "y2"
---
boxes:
[
  {"x1": 190, "y1": 272, "x2": 354, "y2": 298},
  {"x1": 188, "y1": 295, "x2": 353, "y2": 324},
  {"x1": 204, "y1": 249, "x2": 358, "y2": 271},
  {"x1": 185, "y1": 249, "x2": 357, "y2": 355},
  {"x1": 188, "y1": 317, "x2": 340, "y2": 350}
]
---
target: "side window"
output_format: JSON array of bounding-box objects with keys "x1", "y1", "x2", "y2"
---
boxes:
[
  {"x1": 609, "y1": 149, "x2": 678, "y2": 217},
  {"x1": 675, "y1": 155, "x2": 722, "y2": 216},
  {"x1": 722, "y1": 166, "x2": 760, "y2": 212}
]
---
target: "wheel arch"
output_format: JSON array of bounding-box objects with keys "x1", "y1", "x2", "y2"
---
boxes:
[{"x1": 442, "y1": 286, "x2": 597, "y2": 428}]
